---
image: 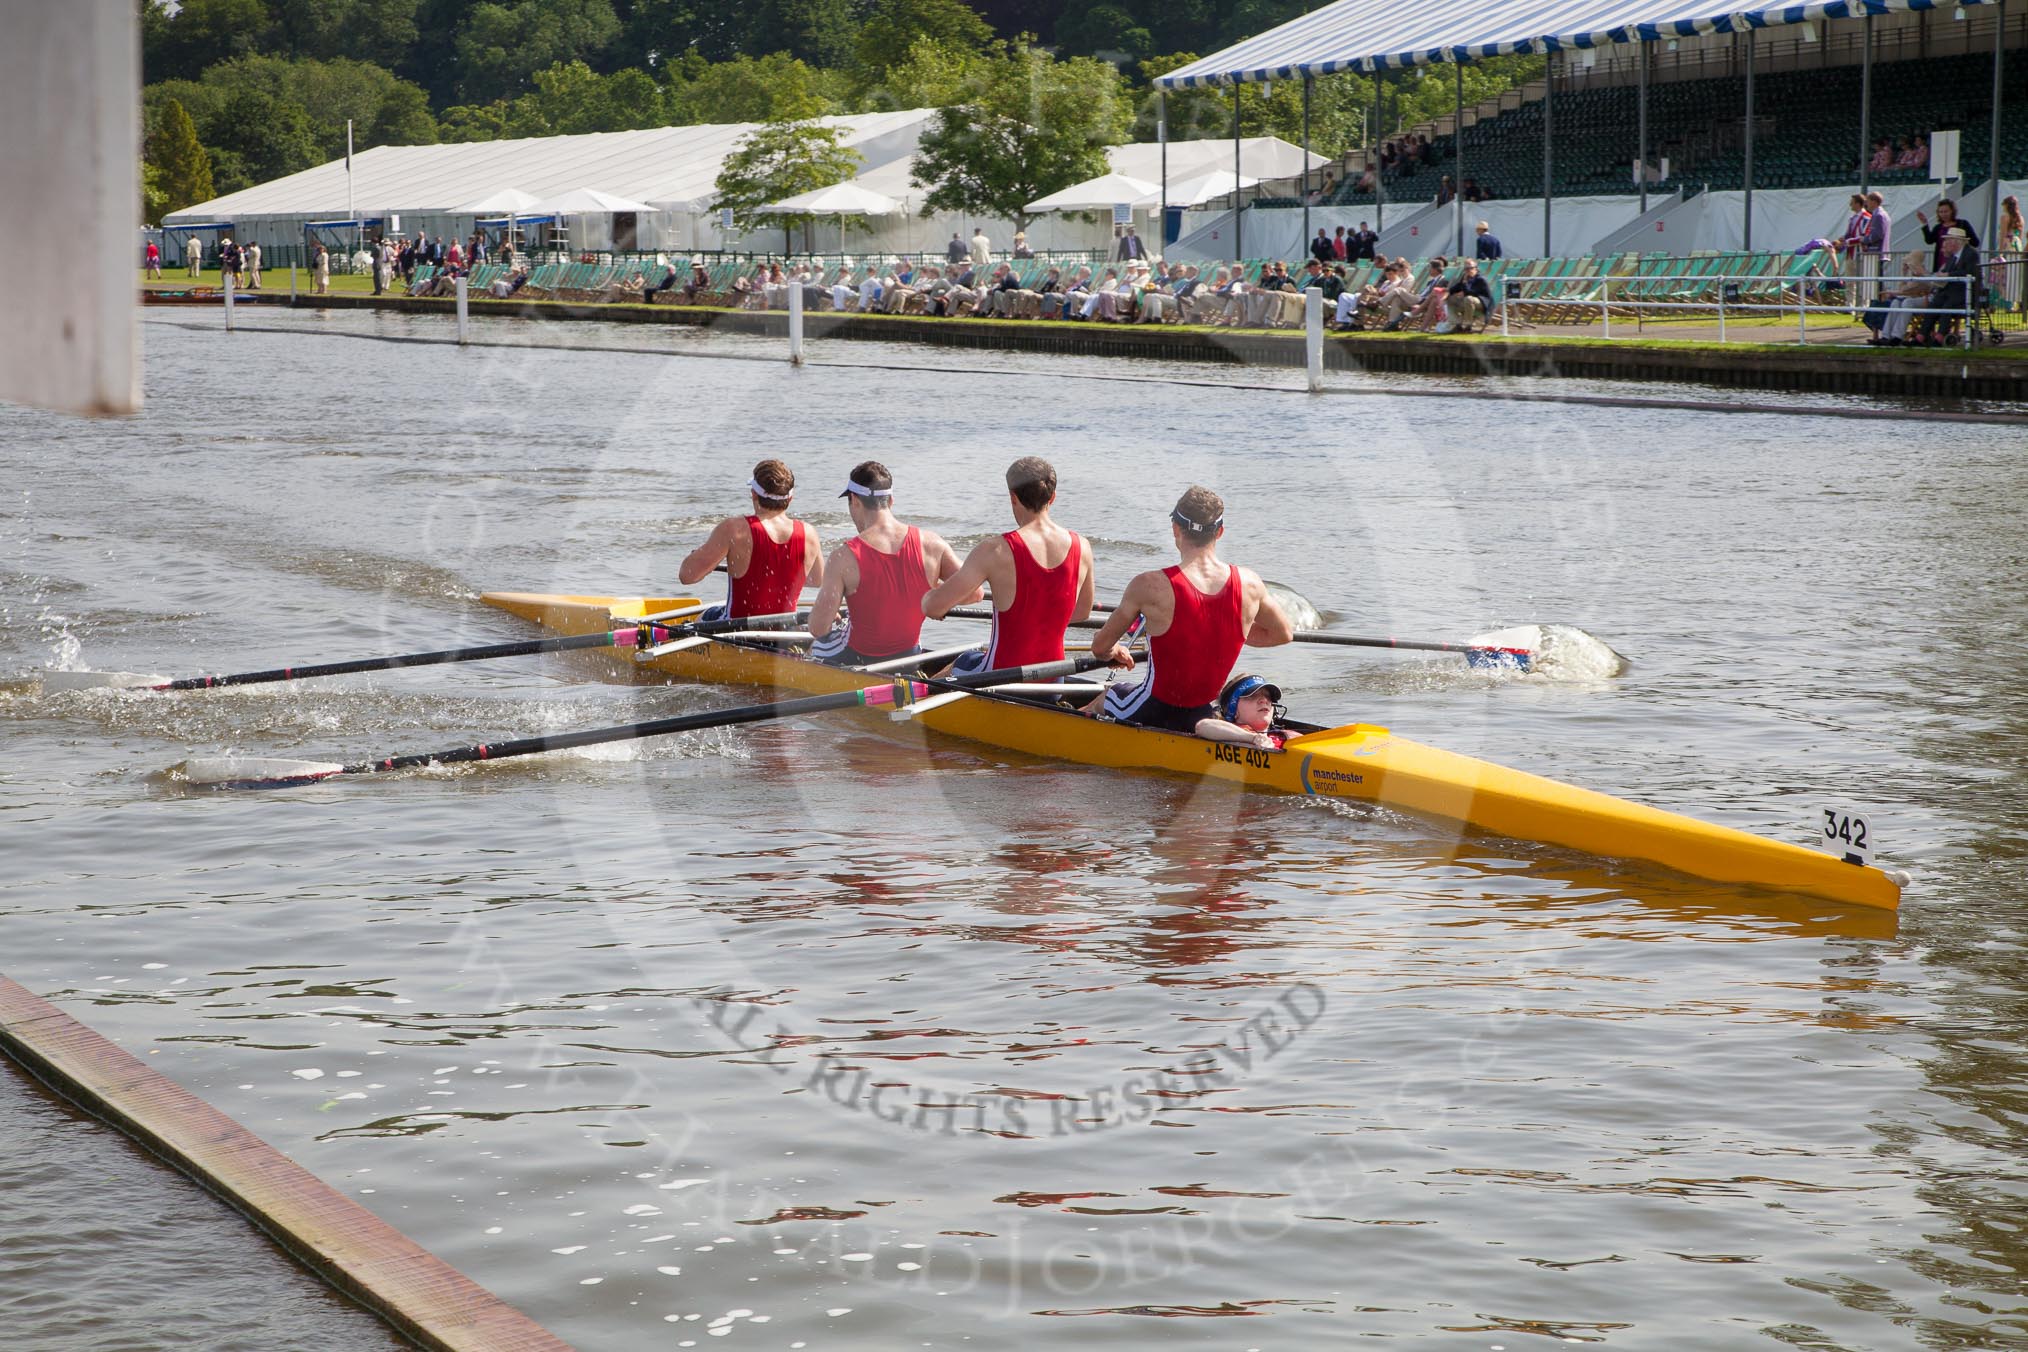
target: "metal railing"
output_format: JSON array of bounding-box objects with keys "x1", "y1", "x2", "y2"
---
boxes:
[{"x1": 1497, "y1": 265, "x2": 1987, "y2": 347}]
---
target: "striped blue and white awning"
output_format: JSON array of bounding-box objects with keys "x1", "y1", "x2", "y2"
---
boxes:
[{"x1": 1153, "y1": 0, "x2": 1994, "y2": 88}]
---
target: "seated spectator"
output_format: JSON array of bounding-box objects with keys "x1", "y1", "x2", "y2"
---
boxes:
[
  {"x1": 1355, "y1": 163, "x2": 1376, "y2": 193},
  {"x1": 643, "y1": 259, "x2": 681, "y2": 303},
  {"x1": 858, "y1": 268, "x2": 884, "y2": 313},
  {"x1": 682, "y1": 261, "x2": 710, "y2": 302},
  {"x1": 829, "y1": 267, "x2": 858, "y2": 311},
  {"x1": 1318, "y1": 263, "x2": 1346, "y2": 309},
  {"x1": 1909, "y1": 137, "x2": 1929, "y2": 170},
  {"x1": 1865, "y1": 250, "x2": 1938, "y2": 345},
  {"x1": 1138, "y1": 264, "x2": 1182, "y2": 323},
  {"x1": 1912, "y1": 227, "x2": 1978, "y2": 345},
  {"x1": 488, "y1": 265, "x2": 531, "y2": 298},
  {"x1": 1436, "y1": 175, "x2": 1456, "y2": 206},
  {"x1": 1438, "y1": 258, "x2": 1495, "y2": 333},
  {"x1": 1868, "y1": 139, "x2": 1893, "y2": 174},
  {"x1": 1040, "y1": 266, "x2": 1090, "y2": 319},
  {"x1": 1460, "y1": 176, "x2": 1487, "y2": 203},
  {"x1": 1242, "y1": 261, "x2": 1300, "y2": 327},
  {"x1": 1405, "y1": 257, "x2": 1452, "y2": 331},
  {"x1": 1893, "y1": 136, "x2": 1922, "y2": 169},
  {"x1": 1011, "y1": 232, "x2": 1035, "y2": 259},
  {"x1": 1209, "y1": 266, "x2": 1249, "y2": 325}
]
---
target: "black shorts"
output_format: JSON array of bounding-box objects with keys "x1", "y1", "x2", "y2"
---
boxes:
[{"x1": 1101, "y1": 682, "x2": 1214, "y2": 735}]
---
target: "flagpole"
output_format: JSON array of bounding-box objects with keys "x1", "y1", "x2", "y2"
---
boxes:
[{"x1": 346, "y1": 119, "x2": 356, "y2": 253}]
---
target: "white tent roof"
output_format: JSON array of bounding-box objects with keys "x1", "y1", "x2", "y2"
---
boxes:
[
  {"x1": 164, "y1": 110, "x2": 937, "y2": 223},
  {"x1": 525, "y1": 187, "x2": 658, "y2": 214},
  {"x1": 1026, "y1": 173, "x2": 1163, "y2": 213},
  {"x1": 1154, "y1": 0, "x2": 1990, "y2": 86},
  {"x1": 765, "y1": 182, "x2": 901, "y2": 215},
  {"x1": 447, "y1": 187, "x2": 542, "y2": 215},
  {"x1": 1140, "y1": 169, "x2": 1260, "y2": 208},
  {"x1": 1105, "y1": 137, "x2": 1326, "y2": 182}
]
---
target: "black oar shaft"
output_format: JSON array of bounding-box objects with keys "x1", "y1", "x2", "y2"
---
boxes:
[
  {"x1": 336, "y1": 683, "x2": 922, "y2": 778},
  {"x1": 155, "y1": 610, "x2": 808, "y2": 691},
  {"x1": 159, "y1": 629, "x2": 632, "y2": 690}
]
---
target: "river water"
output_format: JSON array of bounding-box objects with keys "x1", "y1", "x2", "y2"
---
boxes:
[{"x1": 1, "y1": 307, "x2": 2024, "y2": 1350}]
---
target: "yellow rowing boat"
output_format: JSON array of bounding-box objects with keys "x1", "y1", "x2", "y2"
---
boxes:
[{"x1": 483, "y1": 591, "x2": 1902, "y2": 913}]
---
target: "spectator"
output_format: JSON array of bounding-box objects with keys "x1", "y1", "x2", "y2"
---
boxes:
[
  {"x1": 970, "y1": 226, "x2": 992, "y2": 266},
  {"x1": 1834, "y1": 194, "x2": 1872, "y2": 271},
  {"x1": 858, "y1": 266, "x2": 883, "y2": 313},
  {"x1": 184, "y1": 234, "x2": 203, "y2": 276},
  {"x1": 245, "y1": 240, "x2": 262, "y2": 288},
  {"x1": 313, "y1": 242, "x2": 330, "y2": 295},
  {"x1": 946, "y1": 232, "x2": 967, "y2": 264},
  {"x1": 1460, "y1": 176, "x2": 1487, "y2": 203},
  {"x1": 1867, "y1": 139, "x2": 1893, "y2": 174},
  {"x1": 1438, "y1": 258, "x2": 1495, "y2": 333},
  {"x1": 1893, "y1": 136, "x2": 1923, "y2": 170},
  {"x1": 1041, "y1": 266, "x2": 1090, "y2": 319},
  {"x1": 642, "y1": 259, "x2": 680, "y2": 303},
  {"x1": 830, "y1": 266, "x2": 859, "y2": 311},
  {"x1": 1117, "y1": 226, "x2": 1146, "y2": 261},
  {"x1": 1331, "y1": 225, "x2": 1347, "y2": 260},
  {"x1": 1319, "y1": 263, "x2": 1346, "y2": 309},
  {"x1": 1404, "y1": 257, "x2": 1451, "y2": 331},
  {"x1": 144, "y1": 238, "x2": 161, "y2": 279},
  {"x1": 1355, "y1": 163, "x2": 1376, "y2": 193},
  {"x1": 1865, "y1": 250, "x2": 1937, "y2": 346},
  {"x1": 1309, "y1": 228, "x2": 1334, "y2": 264},
  {"x1": 1916, "y1": 200, "x2": 1979, "y2": 270},
  {"x1": 1349, "y1": 221, "x2": 1378, "y2": 261},
  {"x1": 1995, "y1": 194, "x2": 2025, "y2": 309},
  {"x1": 1913, "y1": 226, "x2": 1978, "y2": 345},
  {"x1": 1473, "y1": 220, "x2": 1502, "y2": 260},
  {"x1": 1436, "y1": 175, "x2": 1456, "y2": 206},
  {"x1": 1012, "y1": 231, "x2": 1034, "y2": 259}
]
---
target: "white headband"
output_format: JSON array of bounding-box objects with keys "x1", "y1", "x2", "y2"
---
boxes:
[
  {"x1": 748, "y1": 478, "x2": 792, "y2": 503},
  {"x1": 841, "y1": 480, "x2": 889, "y2": 498}
]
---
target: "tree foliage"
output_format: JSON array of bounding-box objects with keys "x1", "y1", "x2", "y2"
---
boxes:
[
  {"x1": 911, "y1": 43, "x2": 1132, "y2": 228},
  {"x1": 453, "y1": 0, "x2": 621, "y2": 103},
  {"x1": 713, "y1": 118, "x2": 863, "y2": 235},
  {"x1": 144, "y1": 98, "x2": 215, "y2": 224}
]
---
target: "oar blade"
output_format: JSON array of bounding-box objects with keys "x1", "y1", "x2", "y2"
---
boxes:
[
  {"x1": 40, "y1": 670, "x2": 167, "y2": 692},
  {"x1": 1463, "y1": 647, "x2": 1533, "y2": 673},
  {"x1": 179, "y1": 756, "x2": 347, "y2": 789}
]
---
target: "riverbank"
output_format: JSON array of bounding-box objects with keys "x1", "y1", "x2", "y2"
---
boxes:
[{"x1": 142, "y1": 271, "x2": 2028, "y2": 402}]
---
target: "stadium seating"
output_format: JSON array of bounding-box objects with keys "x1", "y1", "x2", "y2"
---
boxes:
[{"x1": 1326, "y1": 51, "x2": 2026, "y2": 206}]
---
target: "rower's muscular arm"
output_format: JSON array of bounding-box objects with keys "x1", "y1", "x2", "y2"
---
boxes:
[
  {"x1": 921, "y1": 535, "x2": 1001, "y2": 620},
  {"x1": 807, "y1": 546, "x2": 857, "y2": 638},
  {"x1": 800, "y1": 524, "x2": 825, "y2": 593},
  {"x1": 1071, "y1": 537, "x2": 1096, "y2": 624},
  {"x1": 922, "y1": 531, "x2": 984, "y2": 605},
  {"x1": 1090, "y1": 570, "x2": 1158, "y2": 670},
  {"x1": 677, "y1": 518, "x2": 740, "y2": 586},
  {"x1": 1241, "y1": 568, "x2": 1295, "y2": 647}
]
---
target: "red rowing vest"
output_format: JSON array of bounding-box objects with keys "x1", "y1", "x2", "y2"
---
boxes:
[
  {"x1": 1150, "y1": 564, "x2": 1245, "y2": 708},
  {"x1": 728, "y1": 515, "x2": 807, "y2": 618},
  {"x1": 986, "y1": 529, "x2": 1081, "y2": 668},
  {"x1": 844, "y1": 527, "x2": 929, "y2": 658}
]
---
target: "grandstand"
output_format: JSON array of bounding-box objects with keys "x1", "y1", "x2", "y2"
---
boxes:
[{"x1": 1321, "y1": 49, "x2": 2028, "y2": 207}]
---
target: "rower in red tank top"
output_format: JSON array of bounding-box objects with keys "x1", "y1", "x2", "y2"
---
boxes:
[
  {"x1": 1085, "y1": 485, "x2": 1295, "y2": 737},
  {"x1": 677, "y1": 458, "x2": 823, "y2": 621},
  {"x1": 809, "y1": 461, "x2": 972, "y2": 666},
  {"x1": 925, "y1": 456, "x2": 1094, "y2": 674}
]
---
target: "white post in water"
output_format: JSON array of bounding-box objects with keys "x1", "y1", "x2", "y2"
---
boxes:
[
  {"x1": 289, "y1": 264, "x2": 297, "y2": 301},
  {"x1": 455, "y1": 274, "x2": 470, "y2": 344},
  {"x1": 787, "y1": 279, "x2": 804, "y2": 366},
  {"x1": 1304, "y1": 286, "x2": 1323, "y2": 393},
  {"x1": 223, "y1": 271, "x2": 235, "y2": 331}
]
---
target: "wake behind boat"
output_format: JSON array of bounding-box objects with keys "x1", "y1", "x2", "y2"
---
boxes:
[{"x1": 482, "y1": 590, "x2": 1904, "y2": 913}]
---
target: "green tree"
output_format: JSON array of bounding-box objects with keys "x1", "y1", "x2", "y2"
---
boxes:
[
  {"x1": 911, "y1": 43, "x2": 1132, "y2": 230},
  {"x1": 454, "y1": 0, "x2": 621, "y2": 102},
  {"x1": 734, "y1": 0, "x2": 858, "y2": 68},
  {"x1": 499, "y1": 60, "x2": 670, "y2": 135},
  {"x1": 144, "y1": 97, "x2": 217, "y2": 220},
  {"x1": 437, "y1": 100, "x2": 516, "y2": 142},
  {"x1": 1137, "y1": 54, "x2": 1377, "y2": 165},
  {"x1": 269, "y1": 0, "x2": 424, "y2": 67},
  {"x1": 207, "y1": 87, "x2": 322, "y2": 192},
  {"x1": 143, "y1": 162, "x2": 170, "y2": 228},
  {"x1": 856, "y1": 36, "x2": 987, "y2": 112},
  {"x1": 713, "y1": 118, "x2": 863, "y2": 249},
  {"x1": 666, "y1": 52, "x2": 838, "y2": 124},
  {"x1": 145, "y1": 0, "x2": 273, "y2": 81},
  {"x1": 853, "y1": 0, "x2": 992, "y2": 81},
  {"x1": 1055, "y1": 2, "x2": 1152, "y2": 62}
]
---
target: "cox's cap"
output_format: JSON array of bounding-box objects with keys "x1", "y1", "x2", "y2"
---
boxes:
[{"x1": 1220, "y1": 673, "x2": 1283, "y2": 720}]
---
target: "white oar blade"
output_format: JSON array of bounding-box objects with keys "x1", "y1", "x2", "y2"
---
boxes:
[
  {"x1": 639, "y1": 636, "x2": 714, "y2": 658},
  {"x1": 39, "y1": 670, "x2": 166, "y2": 692},
  {"x1": 1265, "y1": 581, "x2": 1323, "y2": 631},
  {"x1": 891, "y1": 690, "x2": 971, "y2": 721},
  {"x1": 179, "y1": 756, "x2": 346, "y2": 788},
  {"x1": 1468, "y1": 624, "x2": 1627, "y2": 680}
]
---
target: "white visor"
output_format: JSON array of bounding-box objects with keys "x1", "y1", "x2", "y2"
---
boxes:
[{"x1": 749, "y1": 478, "x2": 792, "y2": 503}]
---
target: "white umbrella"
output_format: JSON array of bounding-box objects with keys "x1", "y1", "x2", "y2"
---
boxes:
[
  {"x1": 1141, "y1": 169, "x2": 1260, "y2": 209},
  {"x1": 763, "y1": 182, "x2": 900, "y2": 216},
  {"x1": 1025, "y1": 173, "x2": 1162, "y2": 214},
  {"x1": 763, "y1": 182, "x2": 902, "y2": 254}
]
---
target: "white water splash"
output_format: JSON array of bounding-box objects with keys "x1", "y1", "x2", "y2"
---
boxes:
[{"x1": 1469, "y1": 624, "x2": 1628, "y2": 681}]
